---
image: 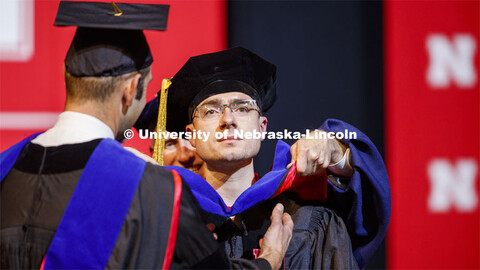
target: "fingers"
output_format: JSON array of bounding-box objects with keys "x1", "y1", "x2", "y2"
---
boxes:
[
  {"x1": 314, "y1": 152, "x2": 332, "y2": 174},
  {"x1": 260, "y1": 203, "x2": 294, "y2": 270},
  {"x1": 124, "y1": 147, "x2": 159, "y2": 165},
  {"x1": 295, "y1": 144, "x2": 308, "y2": 174},
  {"x1": 286, "y1": 161, "x2": 295, "y2": 169},
  {"x1": 324, "y1": 154, "x2": 331, "y2": 169},
  {"x1": 295, "y1": 137, "x2": 323, "y2": 175},
  {"x1": 289, "y1": 143, "x2": 298, "y2": 168},
  {"x1": 291, "y1": 129, "x2": 341, "y2": 176},
  {"x1": 282, "y1": 213, "x2": 294, "y2": 243},
  {"x1": 282, "y1": 213, "x2": 293, "y2": 227},
  {"x1": 298, "y1": 149, "x2": 323, "y2": 175},
  {"x1": 270, "y1": 203, "x2": 284, "y2": 225},
  {"x1": 292, "y1": 141, "x2": 315, "y2": 174},
  {"x1": 271, "y1": 204, "x2": 293, "y2": 234}
]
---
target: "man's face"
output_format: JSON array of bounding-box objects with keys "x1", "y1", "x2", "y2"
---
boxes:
[
  {"x1": 149, "y1": 134, "x2": 205, "y2": 176},
  {"x1": 187, "y1": 92, "x2": 267, "y2": 164}
]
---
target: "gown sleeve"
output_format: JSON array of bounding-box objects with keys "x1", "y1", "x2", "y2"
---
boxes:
[
  {"x1": 284, "y1": 206, "x2": 359, "y2": 270},
  {"x1": 320, "y1": 119, "x2": 391, "y2": 268}
]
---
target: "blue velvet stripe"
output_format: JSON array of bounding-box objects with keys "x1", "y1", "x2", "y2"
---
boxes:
[
  {"x1": 166, "y1": 140, "x2": 292, "y2": 217},
  {"x1": 320, "y1": 119, "x2": 391, "y2": 269},
  {"x1": 166, "y1": 166, "x2": 230, "y2": 215},
  {"x1": 0, "y1": 133, "x2": 39, "y2": 182},
  {"x1": 44, "y1": 138, "x2": 146, "y2": 269}
]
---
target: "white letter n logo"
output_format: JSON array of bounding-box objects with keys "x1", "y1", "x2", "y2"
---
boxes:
[
  {"x1": 426, "y1": 34, "x2": 477, "y2": 88},
  {"x1": 428, "y1": 159, "x2": 478, "y2": 213}
]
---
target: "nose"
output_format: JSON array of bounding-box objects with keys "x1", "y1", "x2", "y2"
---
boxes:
[
  {"x1": 219, "y1": 106, "x2": 237, "y2": 129},
  {"x1": 177, "y1": 139, "x2": 195, "y2": 163}
]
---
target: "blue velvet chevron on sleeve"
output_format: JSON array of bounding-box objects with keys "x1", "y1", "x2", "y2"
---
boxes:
[{"x1": 320, "y1": 119, "x2": 391, "y2": 269}]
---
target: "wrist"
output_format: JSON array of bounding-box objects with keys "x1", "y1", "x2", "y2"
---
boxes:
[
  {"x1": 330, "y1": 138, "x2": 346, "y2": 164},
  {"x1": 258, "y1": 250, "x2": 283, "y2": 270},
  {"x1": 329, "y1": 148, "x2": 353, "y2": 177}
]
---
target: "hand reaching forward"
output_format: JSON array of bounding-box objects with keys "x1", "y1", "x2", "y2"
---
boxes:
[
  {"x1": 289, "y1": 130, "x2": 353, "y2": 177},
  {"x1": 124, "y1": 146, "x2": 159, "y2": 165},
  {"x1": 258, "y1": 203, "x2": 294, "y2": 270}
]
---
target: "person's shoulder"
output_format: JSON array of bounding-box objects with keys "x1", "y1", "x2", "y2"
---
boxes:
[
  {"x1": 138, "y1": 163, "x2": 196, "y2": 199},
  {"x1": 140, "y1": 162, "x2": 175, "y2": 187}
]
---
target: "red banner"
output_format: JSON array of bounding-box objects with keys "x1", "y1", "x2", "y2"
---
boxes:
[
  {"x1": 385, "y1": 1, "x2": 479, "y2": 269},
  {"x1": 0, "y1": 0, "x2": 227, "y2": 153}
]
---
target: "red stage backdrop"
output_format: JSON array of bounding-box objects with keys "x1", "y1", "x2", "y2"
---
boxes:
[
  {"x1": 0, "y1": 0, "x2": 226, "y2": 153},
  {"x1": 385, "y1": 1, "x2": 479, "y2": 269}
]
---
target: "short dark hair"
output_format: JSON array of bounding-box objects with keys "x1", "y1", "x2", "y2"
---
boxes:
[{"x1": 65, "y1": 65, "x2": 151, "y2": 102}]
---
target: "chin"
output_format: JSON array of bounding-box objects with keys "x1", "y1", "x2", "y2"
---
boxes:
[{"x1": 220, "y1": 151, "x2": 253, "y2": 162}]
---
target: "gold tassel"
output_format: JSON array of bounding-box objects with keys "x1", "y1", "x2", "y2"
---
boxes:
[
  {"x1": 152, "y1": 78, "x2": 172, "y2": 165},
  {"x1": 110, "y1": 2, "x2": 123, "y2": 16}
]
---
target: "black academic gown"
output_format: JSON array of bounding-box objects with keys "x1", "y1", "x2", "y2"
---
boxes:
[
  {"x1": 206, "y1": 194, "x2": 359, "y2": 270},
  {"x1": 0, "y1": 139, "x2": 269, "y2": 269}
]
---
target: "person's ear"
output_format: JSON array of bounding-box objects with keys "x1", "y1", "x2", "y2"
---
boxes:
[
  {"x1": 121, "y1": 73, "x2": 142, "y2": 114},
  {"x1": 259, "y1": 116, "x2": 268, "y2": 141},
  {"x1": 186, "y1": 123, "x2": 196, "y2": 147}
]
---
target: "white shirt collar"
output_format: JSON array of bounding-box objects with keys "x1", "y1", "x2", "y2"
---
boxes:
[{"x1": 32, "y1": 111, "x2": 115, "y2": 147}]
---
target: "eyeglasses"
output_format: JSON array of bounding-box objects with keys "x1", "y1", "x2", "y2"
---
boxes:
[{"x1": 193, "y1": 100, "x2": 260, "y2": 120}]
